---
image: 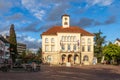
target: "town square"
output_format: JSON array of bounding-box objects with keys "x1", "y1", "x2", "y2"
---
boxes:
[
  {"x1": 0, "y1": 0, "x2": 120, "y2": 80},
  {"x1": 0, "y1": 65, "x2": 120, "y2": 80}
]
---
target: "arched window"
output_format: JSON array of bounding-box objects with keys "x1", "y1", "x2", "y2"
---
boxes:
[
  {"x1": 51, "y1": 38, "x2": 54, "y2": 43},
  {"x1": 83, "y1": 55, "x2": 89, "y2": 61},
  {"x1": 47, "y1": 55, "x2": 52, "y2": 62},
  {"x1": 45, "y1": 38, "x2": 48, "y2": 43}
]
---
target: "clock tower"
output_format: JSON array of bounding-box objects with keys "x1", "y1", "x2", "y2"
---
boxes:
[{"x1": 62, "y1": 14, "x2": 70, "y2": 28}]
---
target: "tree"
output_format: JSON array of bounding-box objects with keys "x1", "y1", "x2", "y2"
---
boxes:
[
  {"x1": 103, "y1": 43, "x2": 120, "y2": 64},
  {"x1": 94, "y1": 30, "x2": 106, "y2": 62},
  {"x1": 9, "y1": 24, "x2": 18, "y2": 63},
  {"x1": 36, "y1": 48, "x2": 42, "y2": 60}
]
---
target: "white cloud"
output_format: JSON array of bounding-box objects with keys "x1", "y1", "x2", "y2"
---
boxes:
[
  {"x1": 17, "y1": 33, "x2": 41, "y2": 50},
  {"x1": 29, "y1": 48, "x2": 38, "y2": 53},
  {"x1": 24, "y1": 36, "x2": 36, "y2": 42},
  {"x1": 86, "y1": 0, "x2": 113, "y2": 6},
  {"x1": 21, "y1": 0, "x2": 45, "y2": 20},
  {"x1": 34, "y1": 10, "x2": 45, "y2": 20},
  {"x1": 0, "y1": 30, "x2": 9, "y2": 36},
  {"x1": 37, "y1": 39, "x2": 42, "y2": 43},
  {"x1": 101, "y1": 0, "x2": 113, "y2": 6}
]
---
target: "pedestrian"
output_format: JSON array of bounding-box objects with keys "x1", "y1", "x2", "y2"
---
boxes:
[{"x1": 31, "y1": 62, "x2": 37, "y2": 72}]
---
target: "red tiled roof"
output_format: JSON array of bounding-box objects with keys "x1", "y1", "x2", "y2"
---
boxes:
[{"x1": 42, "y1": 26, "x2": 94, "y2": 36}]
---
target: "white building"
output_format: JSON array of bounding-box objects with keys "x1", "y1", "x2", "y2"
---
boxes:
[
  {"x1": 17, "y1": 43, "x2": 26, "y2": 55},
  {"x1": 114, "y1": 38, "x2": 120, "y2": 46},
  {"x1": 41, "y1": 14, "x2": 94, "y2": 65},
  {"x1": 0, "y1": 35, "x2": 10, "y2": 63}
]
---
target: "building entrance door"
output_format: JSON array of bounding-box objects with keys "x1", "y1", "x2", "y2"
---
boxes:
[
  {"x1": 68, "y1": 54, "x2": 72, "y2": 63},
  {"x1": 61, "y1": 54, "x2": 66, "y2": 64}
]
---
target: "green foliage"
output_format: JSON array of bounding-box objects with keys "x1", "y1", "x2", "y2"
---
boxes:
[
  {"x1": 9, "y1": 24, "x2": 18, "y2": 63},
  {"x1": 103, "y1": 43, "x2": 120, "y2": 64},
  {"x1": 20, "y1": 51, "x2": 26, "y2": 59},
  {"x1": 36, "y1": 47, "x2": 42, "y2": 59},
  {"x1": 94, "y1": 30, "x2": 106, "y2": 62},
  {"x1": 18, "y1": 48, "x2": 42, "y2": 63}
]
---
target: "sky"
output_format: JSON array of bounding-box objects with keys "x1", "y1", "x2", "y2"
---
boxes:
[{"x1": 0, "y1": 0, "x2": 120, "y2": 51}]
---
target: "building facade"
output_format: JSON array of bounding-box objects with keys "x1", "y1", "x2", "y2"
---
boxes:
[
  {"x1": 114, "y1": 38, "x2": 120, "y2": 46},
  {"x1": 17, "y1": 43, "x2": 26, "y2": 55},
  {"x1": 41, "y1": 14, "x2": 94, "y2": 65},
  {"x1": 0, "y1": 35, "x2": 10, "y2": 63}
]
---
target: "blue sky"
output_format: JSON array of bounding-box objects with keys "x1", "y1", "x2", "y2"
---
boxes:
[{"x1": 0, "y1": 0, "x2": 120, "y2": 50}]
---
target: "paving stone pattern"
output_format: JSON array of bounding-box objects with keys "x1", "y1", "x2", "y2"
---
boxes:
[{"x1": 0, "y1": 64, "x2": 120, "y2": 80}]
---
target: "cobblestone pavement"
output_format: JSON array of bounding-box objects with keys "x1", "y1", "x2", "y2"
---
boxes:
[{"x1": 0, "y1": 64, "x2": 120, "y2": 80}]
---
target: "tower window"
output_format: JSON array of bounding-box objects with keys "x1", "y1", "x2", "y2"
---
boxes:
[
  {"x1": 64, "y1": 22, "x2": 68, "y2": 25},
  {"x1": 65, "y1": 18, "x2": 67, "y2": 20}
]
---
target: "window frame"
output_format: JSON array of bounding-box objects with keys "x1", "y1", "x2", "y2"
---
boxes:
[
  {"x1": 51, "y1": 45, "x2": 55, "y2": 52},
  {"x1": 82, "y1": 46, "x2": 85, "y2": 52},
  {"x1": 68, "y1": 44, "x2": 71, "y2": 51},
  {"x1": 83, "y1": 55, "x2": 89, "y2": 61},
  {"x1": 61, "y1": 44, "x2": 65, "y2": 51},
  {"x1": 51, "y1": 38, "x2": 54, "y2": 43},
  {"x1": 45, "y1": 45, "x2": 49, "y2": 52},
  {"x1": 73, "y1": 44, "x2": 76, "y2": 51},
  {"x1": 82, "y1": 38, "x2": 85, "y2": 44},
  {"x1": 45, "y1": 38, "x2": 48, "y2": 43},
  {"x1": 88, "y1": 38, "x2": 91, "y2": 44},
  {"x1": 88, "y1": 45, "x2": 91, "y2": 52}
]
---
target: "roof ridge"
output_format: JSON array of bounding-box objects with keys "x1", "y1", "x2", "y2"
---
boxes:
[{"x1": 42, "y1": 26, "x2": 94, "y2": 36}]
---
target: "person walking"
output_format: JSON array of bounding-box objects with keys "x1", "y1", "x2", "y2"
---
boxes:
[{"x1": 31, "y1": 62, "x2": 37, "y2": 72}]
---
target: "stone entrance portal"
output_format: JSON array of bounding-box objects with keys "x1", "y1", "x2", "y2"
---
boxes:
[
  {"x1": 68, "y1": 54, "x2": 72, "y2": 63},
  {"x1": 74, "y1": 54, "x2": 79, "y2": 64},
  {"x1": 62, "y1": 54, "x2": 66, "y2": 64}
]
